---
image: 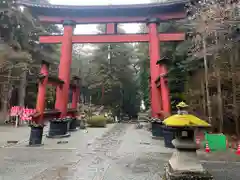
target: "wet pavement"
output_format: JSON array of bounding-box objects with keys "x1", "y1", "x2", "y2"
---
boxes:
[{"x1": 1, "y1": 123, "x2": 240, "y2": 179}]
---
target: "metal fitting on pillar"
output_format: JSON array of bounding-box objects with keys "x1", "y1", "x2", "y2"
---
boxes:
[
  {"x1": 146, "y1": 17, "x2": 161, "y2": 25},
  {"x1": 62, "y1": 20, "x2": 76, "y2": 27}
]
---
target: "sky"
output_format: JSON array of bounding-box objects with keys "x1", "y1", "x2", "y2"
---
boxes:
[{"x1": 49, "y1": 0, "x2": 152, "y2": 34}]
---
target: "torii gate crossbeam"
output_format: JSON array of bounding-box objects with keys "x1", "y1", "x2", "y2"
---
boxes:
[{"x1": 39, "y1": 33, "x2": 185, "y2": 43}]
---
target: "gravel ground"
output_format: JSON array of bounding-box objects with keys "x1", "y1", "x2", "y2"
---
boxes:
[
  {"x1": 0, "y1": 124, "x2": 116, "y2": 180},
  {"x1": 203, "y1": 162, "x2": 240, "y2": 180},
  {"x1": 1, "y1": 123, "x2": 240, "y2": 180}
]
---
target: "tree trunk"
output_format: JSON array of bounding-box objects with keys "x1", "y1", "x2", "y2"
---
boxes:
[
  {"x1": 214, "y1": 32, "x2": 223, "y2": 133},
  {"x1": 185, "y1": 73, "x2": 191, "y2": 105},
  {"x1": 1, "y1": 66, "x2": 13, "y2": 123},
  {"x1": 200, "y1": 78, "x2": 206, "y2": 116},
  {"x1": 215, "y1": 59, "x2": 223, "y2": 132},
  {"x1": 232, "y1": 44, "x2": 239, "y2": 136},
  {"x1": 202, "y1": 35, "x2": 212, "y2": 123},
  {"x1": 18, "y1": 65, "x2": 28, "y2": 107}
]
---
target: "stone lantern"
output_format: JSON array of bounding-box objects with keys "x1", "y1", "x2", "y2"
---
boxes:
[{"x1": 163, "y1": 114, "x2": 213, "y2": 180}]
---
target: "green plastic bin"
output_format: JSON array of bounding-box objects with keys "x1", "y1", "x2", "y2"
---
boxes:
[{"x1": 205, "y1": 133, "x2": 227, "y2": 151}]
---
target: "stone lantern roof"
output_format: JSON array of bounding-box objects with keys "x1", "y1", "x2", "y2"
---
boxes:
[{"x1": 163, "y1": 114, "x2": 211, "y2": 127}]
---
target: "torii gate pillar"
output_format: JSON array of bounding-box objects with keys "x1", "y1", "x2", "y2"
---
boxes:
[
  {"x1": 147, "y1": 18, "x2": 171, "y2": 116},
  {"x1": 147, "y1": 18, "x2": 162, "y2": 118},
  {"x1": 55, "y1": 20, "x2": 75, "y2": 117},
  {"x1": 36, "y1": 61, "x2": 49, "y2": 123}
]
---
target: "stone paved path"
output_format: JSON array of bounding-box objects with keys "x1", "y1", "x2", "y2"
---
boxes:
[
  {"x1": 0, "y1": 124, "x2": 115, "y2": 180},
  {"x1": 0, "y1": 125, "x2": 30, "y2": 147},
  {"x1": 28, "y1": 124, "x2": 174, "y2": 180},
  {"x1": 1, "y1": 123, "x2": 240, "y2": 180}
]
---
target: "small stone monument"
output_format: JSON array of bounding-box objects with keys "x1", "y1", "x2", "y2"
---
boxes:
[{"x1": 163, "y1": 113, "x2": 213, "y2": 180}]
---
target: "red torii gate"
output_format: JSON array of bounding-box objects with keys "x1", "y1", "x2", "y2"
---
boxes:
[{"x1": 18, "y1": 1, "x2": 186, "y2": 119}]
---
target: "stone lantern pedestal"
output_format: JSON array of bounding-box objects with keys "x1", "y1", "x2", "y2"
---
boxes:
[{"x1": 164, "y1": 127, "x2": 213, "y2": 180}]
